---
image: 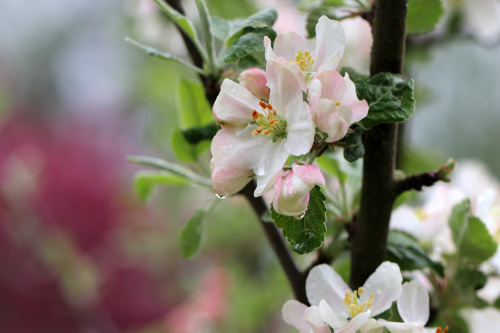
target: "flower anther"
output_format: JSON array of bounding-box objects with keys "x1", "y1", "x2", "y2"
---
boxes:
[
  {"x1": 295, "y1": 50, "x2": 315, "y2": 73},
  {"x1": 251, "y1": 101, "x2": 287, "y2": 141},
  {"x1": 343, "y1": 287, "x2": 374, "y2": 319},
  {"x1": 435, "y1": 326, "x2": 449, "y2": 333}
]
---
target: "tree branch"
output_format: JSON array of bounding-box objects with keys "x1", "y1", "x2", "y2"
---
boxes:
[
  {"x1": 350, "y1": 0, "x2": 408, "y2": 289},
  {"x1": 394, "y1": 159, "x2": 456, "y2": 196},
  {"x1": 164, "y1": 0, "x2": 220, "y2": 105},
  {"x1": 241, "y1": 183, "x2": 308, "y2": 304}
]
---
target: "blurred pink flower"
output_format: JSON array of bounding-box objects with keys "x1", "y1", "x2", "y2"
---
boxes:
[
  {"x1": 0, "y1": 112, "x2": 172, "y2": 332},
  {"x1": 165, "y1": 268, "x2": 231, "y2": 333}
]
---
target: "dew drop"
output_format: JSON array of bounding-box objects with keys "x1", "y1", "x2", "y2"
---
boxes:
[
  {"x1": 294, "y1": 212, "x2": 306, "y2": 220},
  {"x1": 215, "y1": 194, "x2": 226, "y2": 199}
]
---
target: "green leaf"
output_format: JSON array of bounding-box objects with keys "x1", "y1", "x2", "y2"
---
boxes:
[
  {"x1": 407, "y1": 0, "x2": 444, "y2": 35},
  {"x1": 270, "y1": 186, "x2": 327, "y2": 254},
  {"x1": 124, "y1": 37, "x2": 203, "y2": 74},
  {"x1": 316, "y1": 154, "x2": 348, "y2": 185},
  {"x1": 222, "y1": 28, "x2": 276, "y2": 65},
  {"x1": 386, "y1": 230, "x2": 444, "y2": 276},
  {"x1": 343, "y1": 127, "x2": 364, "y2": 162},
  {"x1": 128, "y1": 155, "x2": 212, "y2": 188},
  {"x1": 153, "y1": 0, "x2": 208, "y2": 64},
  {"x1": 171, "y1": 129, "x2": 211, "y2": 163},
  {"x1": 225, "y1": 8, "x2": 278, "y2": 46},
  {"x1": 194, "y1": 0, "x2": 216, "y2": 73},
  {"x1": 180, "y1": 209, "x2": 206, "y2": 258},
  {"x1": 449, "y1": 200, "x2": 498, "y2": 264},
  {"x1": 356, "y1": 72, "x2": 415, "y2": 129},
  {"x1": 154, "y1": 0, "x2": 196, "y2": 41},
  {"x1": 133, "y1": 170, "x2": 190, "y2": 202},
  {"x1": 339, "y1": 66, "x2": 369, "y2": 83},
  {"x1": 176, "y1": 80, "x2": 213, "y2": 129},
  {"x1": 453, "y1": 267, "x2": 489, "y2": 309}
]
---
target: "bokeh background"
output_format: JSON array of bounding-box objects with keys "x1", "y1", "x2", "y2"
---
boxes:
[{"x1": 0, "y1": 0, "x2": 499, "y2": 332}]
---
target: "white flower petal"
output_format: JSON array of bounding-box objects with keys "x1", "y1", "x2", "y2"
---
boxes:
[
  {"x1": 361, "y1": 261, "x2": 402, "y2": 316},
  {"x1": 273, "y1": 31, "x2": 308, "y2": 61},
  {"x1": 267, "y1": 58, "x2": 307, "y2": 111},
  {"x1": 313, "y1": 70, "x2": 347, "y2": 102},
  {"x1": 304, "y1": 306, "x2": 332, "y2": 333},
  {"x1": 337, "y1": 311, "x2": 371, "y2": 333},
  {"x1": 306, "y1": 264, "x2": 351, "y2": 318},
  {"x1": 398, "y1": 280, "x2": 429, "y2": 324},
  {"x1": 253, "y1": 139, "x2": 289, "y2": 196},
  {"x1": 313, "y1": 100, "x2": 352, "y2": 143},
  {"x1": 343, "y1": 73, "x2": 369, "y2": 123},
  {"x1": 319, "y1": 300, "x2": 347, "y2": 329},
  {"x1": 284, "y1": 100, "x2": 315, "y2": 155},
  {"x1": 314, "y1": 16, "x2": 345, "y2": 72},
  {"x1": 380, "y1": 319, "x2": 425, "y2": 333},
  {"x1": 282, "y1": 300, "x2": 313, "y2": 333},
  {"x1": 211, "y1": 126, "x2": 263, "y2": 196},
  {"x1": 213, "y1": 79, "x2": 261, "y2": 126}
]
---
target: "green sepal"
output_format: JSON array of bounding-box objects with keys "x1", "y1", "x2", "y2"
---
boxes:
[
  {"x1": 356, "y1": 72, "x2": 415, "y2": 129},
  {"x1": 180, "y1": 209, "x2": 206, "y2": 258},
  {"x1": 270, "y1": 186, "x2": 327, "y2": 254}
]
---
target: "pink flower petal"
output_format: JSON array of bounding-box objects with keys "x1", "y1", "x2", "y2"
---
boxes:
[{"x1": 213, "y1": 79, "x2": 261, "y2": 126}]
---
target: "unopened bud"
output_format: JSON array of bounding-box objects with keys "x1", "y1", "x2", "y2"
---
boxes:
[
  {"x1": 438, "y1": 158, "x2": 457, "y2": 182},
  {"x1": 238, "y1": 68, "x2": 270, "y2": 101}
]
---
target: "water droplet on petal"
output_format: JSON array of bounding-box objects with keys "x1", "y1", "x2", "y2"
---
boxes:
[{"x1": 215, "y1": 194, "x2": 226, "y2": 199}]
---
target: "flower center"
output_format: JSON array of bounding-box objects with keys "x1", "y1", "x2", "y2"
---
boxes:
[
  {"x1": 415, "y1": 207, "x2": 430, "y2": 221},
  {"x1": 435, "y1": 326, "x2": 449, "y2": 333},
  {"x1": 251, "y1": 100, "x2": 287, "y2": 141},
  {"x1": 343, "y1": 287, "x2": 374, "y2": 318},
  {"x1": 295, "y1": 50, "x2": 315, "y2": 73}
]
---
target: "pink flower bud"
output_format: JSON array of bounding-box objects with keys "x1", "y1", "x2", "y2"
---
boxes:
[
  {"x1": 273, "y1": 165, "x2": 325, "y2": 216},
  {"x1": 238, "y1": 68, "x2": 270, "y2": 101}
]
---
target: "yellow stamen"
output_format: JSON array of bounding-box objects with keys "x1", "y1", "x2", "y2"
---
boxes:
[
  {"x1": 342, "y1": 287, "x2": 374, "y2": 318},
  {"x1": 294, "y1": 50, "x2": 315, "y2": 73}
]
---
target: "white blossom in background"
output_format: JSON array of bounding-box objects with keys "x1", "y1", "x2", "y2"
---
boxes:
[
  {"x1": 461, "y1": 307, "x2": 500, "y2": 333},
  {"x1": 462, "y1": 0, "x2": 500, "y2": 44},
  {"x1": 390, "y1": 182, "x2": 466, "y2": 257}
]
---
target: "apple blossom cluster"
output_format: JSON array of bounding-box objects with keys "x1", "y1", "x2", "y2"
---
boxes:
[
  {"x1": 282, "y1": 261, "x2": 446, "y2": 333},
  {"x1": 210, "y1": 16, "x2": 369, "y2": 216}
]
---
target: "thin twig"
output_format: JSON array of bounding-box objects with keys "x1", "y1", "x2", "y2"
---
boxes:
[{"x1": 241, "y1": 183, "x2": 308, "y2": 304}]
